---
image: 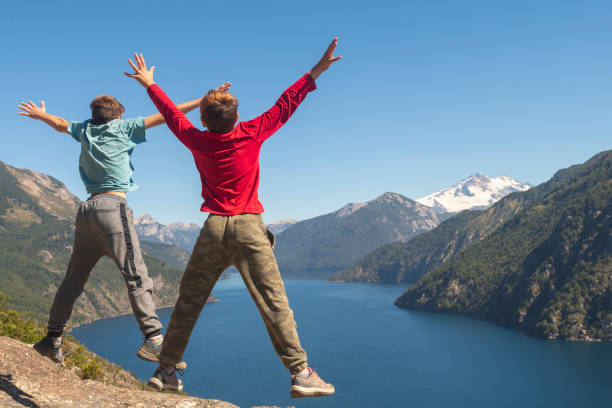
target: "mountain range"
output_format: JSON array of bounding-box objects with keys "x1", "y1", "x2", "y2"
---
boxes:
[
  {"x1": 133, "y1": 174, "x2": 528, "y2": 281},
  {"x1": 134, "y1": 215, "x2": 201, "y2": 252},
  {"x1": 330, "y1": 176, "x2": 537, "y2": 284},
  {"x1": 273, "y1": 192, "x2": 442, "y2": 278},
  {"x1": 0, "y1": 160, "x2": 216, "y2": 325},
  {"x1": 396, "y1": 150, "x2": 611, "y2": 341},
  {"x1": 135, "y1": 215, "x2": 298, "y2": 246}
]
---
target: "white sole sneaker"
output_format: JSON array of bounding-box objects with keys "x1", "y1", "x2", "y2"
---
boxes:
[
  {"x1": 148, "y1": 376, "x2": 183, "y2": 392},
  {"x1": 290, "y1": 384, "x2": 335, "y2": 398}
]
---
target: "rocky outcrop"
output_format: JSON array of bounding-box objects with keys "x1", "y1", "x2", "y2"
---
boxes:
[
  {"x1": 0, "y1": 336, "x2": 238, "y2": 408},
  {"x1": 134, "y1": 215, "x2": 201, "y2": 252},
  {"x1": 2, "y1": 163, "x2": 80, "y2": 222}
]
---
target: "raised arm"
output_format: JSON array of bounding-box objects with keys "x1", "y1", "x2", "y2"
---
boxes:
[
  {"x1": 124, "y1": 53, "x2": 199, "y2": 147},
  {"x1": 308, "y1": 37, "x2": 342, "y2": 80},
  {"x1": 144, "y1": 82, "x2": 231, "y2": 129},
  {"x1": 245, "y1": 37, "x2": 342, "y2": 142},
  {"x1": 18, "y1": 100, "x2": 70, "y2": 134},
  {"x1": 144, "y1": 97, "x2": 201, "y2": 129}
]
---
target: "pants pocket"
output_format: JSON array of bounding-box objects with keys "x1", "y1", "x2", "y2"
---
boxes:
[{"x1": 266, "y1": 229, "x2": 275, "y2": 249}]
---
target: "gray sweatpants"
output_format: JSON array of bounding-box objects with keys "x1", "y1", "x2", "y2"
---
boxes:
[{"x1": 47, "y1": 194, "x2": 162, "y2": 337}]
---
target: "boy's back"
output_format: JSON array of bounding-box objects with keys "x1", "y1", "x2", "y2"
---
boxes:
[
  {"x1": 68, "y1": 117, "x2": 146, "y2": 193},
  {"x1": 146, "y1": 74, "x2": 316, "y2": 214},
  {"x1": 18, "y1": 89, "x2": 205, "y2": 367}
]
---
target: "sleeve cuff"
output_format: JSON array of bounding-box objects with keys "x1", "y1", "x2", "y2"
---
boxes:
[{"x1": 303, "y1": 73, "x2": 317, "y2": 91}]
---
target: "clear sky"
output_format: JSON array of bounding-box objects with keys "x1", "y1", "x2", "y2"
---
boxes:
[{"x1": 2, "y1": 1, "x2": 611, "y2": 225}]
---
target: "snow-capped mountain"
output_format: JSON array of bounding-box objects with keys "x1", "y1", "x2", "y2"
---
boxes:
[{"x1": 416, "y1": 173, "x2": 531, "y2": 214}]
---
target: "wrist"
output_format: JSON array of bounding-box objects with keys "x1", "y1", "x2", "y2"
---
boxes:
[
  {"x1": 143, "y1": 80, "x2": 156, "y2": 89},
  {"x1": 310, "y1": 66, "x2": 323, "y2": 80}
]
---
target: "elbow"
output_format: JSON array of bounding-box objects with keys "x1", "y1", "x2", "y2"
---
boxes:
[
  {"x1": 54, "y1": 125, "x2": 65, "y2": 133},
  {"x1": 55, "y1": 120, "x2": 69, "y2": 133}
]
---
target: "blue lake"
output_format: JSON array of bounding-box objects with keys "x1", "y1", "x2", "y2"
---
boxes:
[{"x1": 72, "y1": 273, "x2": 612, "y2": 407}]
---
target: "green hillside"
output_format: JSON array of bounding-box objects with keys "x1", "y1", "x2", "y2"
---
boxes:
[
  {"x1": 396, "y1": 150, "x2": 612, "y2": 341},
  {"x1": 140, "y1": 240, "x2": 231, "y2": 279},
  {"x1": 0, "y1": 160, "x2": 209, "y2": 325}
]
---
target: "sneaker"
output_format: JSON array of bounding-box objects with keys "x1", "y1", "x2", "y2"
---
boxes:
[
  {"x1": 33, "y1": 335, "x2": 63, "y2": 363},
  {"x1": 148, "y1": 366, "x2": 183, "y2": 391},
  {"x1": 290, "y1": 368, "x2": 335, "y2": 398},
  {"x1": 136, "y1": 336, "x2": 187, "y2": 369},
  {"x1": 137, "y1": 335, "x2": 163, "y2": 362}
]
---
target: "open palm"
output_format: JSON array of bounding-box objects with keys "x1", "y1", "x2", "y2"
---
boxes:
[{"x1": 124, "y1": 53, "x2": 156, "y2": 88}]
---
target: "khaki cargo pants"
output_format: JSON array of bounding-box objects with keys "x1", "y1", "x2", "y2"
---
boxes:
[{"x1": 159, "y1": 213, "x2": 308, "y2": 374}]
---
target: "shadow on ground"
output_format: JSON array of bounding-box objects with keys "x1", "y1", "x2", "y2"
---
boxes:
[{"x1": 0, "y1": 373, "x2": 40, "y2": 408}]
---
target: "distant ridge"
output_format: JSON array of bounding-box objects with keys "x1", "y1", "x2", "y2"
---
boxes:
[
  {"x1": 274, "y1": 192, "x2": 441, "y2": 278},
  {"x1": 266, "y1": 219, "x2": 297, "y2": 235},
  {"x1": 134, "y1": 214, "x2": 201, "y2": 252}
]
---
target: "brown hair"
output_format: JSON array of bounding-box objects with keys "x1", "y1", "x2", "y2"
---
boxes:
[
  {"x1": 200, "y1": 90, "x2": 238, "y2": 133},
  {"x1": 90, "y1": 95, "x2": 125, "y2": 125}
]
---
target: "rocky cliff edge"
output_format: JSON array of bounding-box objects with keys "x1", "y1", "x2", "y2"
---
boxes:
[{"x1": 0, "y1": 336, "x2": 238, "y2": 408}]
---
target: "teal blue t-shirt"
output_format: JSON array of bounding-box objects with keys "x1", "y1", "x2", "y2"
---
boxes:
[{"x1": 68, "y1": 118, "x2": 146, "y2": 193}]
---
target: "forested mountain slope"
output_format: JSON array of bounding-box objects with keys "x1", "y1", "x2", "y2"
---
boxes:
[
  {"x1": 0, "y1": 161, "x2": 214, "y2": 325},
  {"x1": 396, "y1": 150, "x2": 612, "y2": 341}
]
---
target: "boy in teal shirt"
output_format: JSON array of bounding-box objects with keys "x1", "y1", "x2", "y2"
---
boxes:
[{"x1": 17, "y1": 85, "x2": 228, "y2": 363}]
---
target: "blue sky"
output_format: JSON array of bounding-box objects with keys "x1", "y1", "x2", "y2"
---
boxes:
[{"x1": 2, "y1": 1, "x2": 611, "y2": 225}]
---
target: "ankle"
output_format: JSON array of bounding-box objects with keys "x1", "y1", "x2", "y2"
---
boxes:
[
  {"x1": 296, "y1": 367, "x2": 311, "y2": 377},
  {"x1": 148, "y1": 334, "x2": 163, "y2": 346},
  {"x1": 47, "y1": 331, "x2": 63, "y2": 339},
  {"x1": 146, "y1": 330, "x2": 162, "y2": 339},
  {"x1": 161, "y1": 366, "x2": 175, "y2": 375}
]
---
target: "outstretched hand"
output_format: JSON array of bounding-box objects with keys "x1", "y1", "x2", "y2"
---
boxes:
[
  {"x1": 216, "y1": 82, "x2": 232, "y2": 93},
  {"x1": 18, "y1": 100, "x2": 46, "y2": 120},
  {"x1": 310, "y1": 37, "x2": 342, "y2": 80},
  {"x1": 124, "y1": 53, "x2": 156, "y2": 88}
]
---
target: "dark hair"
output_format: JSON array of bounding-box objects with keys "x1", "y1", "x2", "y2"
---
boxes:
[
  {"x1": 90, "y1": 95, "x2": 125, "y2": 125},
  {"x1": 200, "y1": 90, "x2": 238, "y2": 133}
]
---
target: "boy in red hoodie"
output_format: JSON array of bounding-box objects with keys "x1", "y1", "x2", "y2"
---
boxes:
[{"x1": 125, "y1": 39, "x2": 341, "y2": 398}]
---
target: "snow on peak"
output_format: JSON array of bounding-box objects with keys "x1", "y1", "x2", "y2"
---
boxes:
[{"x1": 416, "y1": 174, "x2": 530, "y2": 213}]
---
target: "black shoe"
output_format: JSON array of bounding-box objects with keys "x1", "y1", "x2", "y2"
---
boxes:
[
  {"x1": 148, "y1": 366, "x2": 183, "y2": 391},
  {"x1": 33, "y1": 335, "x2": 63, "y2": 363}
]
